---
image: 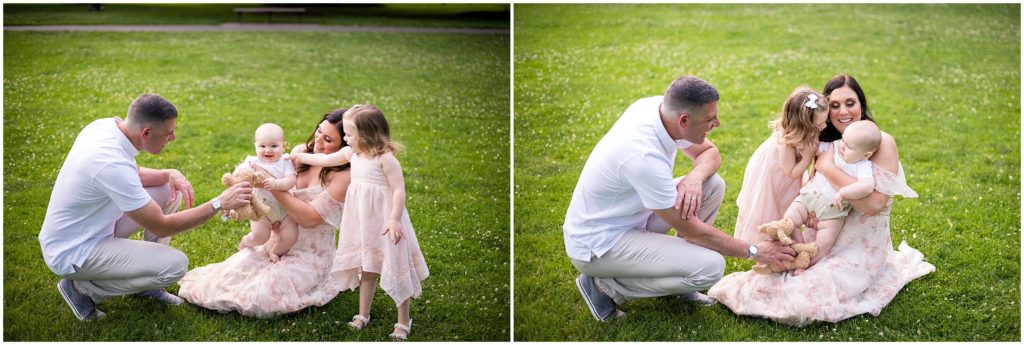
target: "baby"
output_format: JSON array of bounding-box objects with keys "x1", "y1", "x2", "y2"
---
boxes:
[
  {"x1": 776, "y1": 120, "x2": 881, "y2": 272},
  {"x1": 234, "y1": 123, "x2": 297, "y2": 262}
]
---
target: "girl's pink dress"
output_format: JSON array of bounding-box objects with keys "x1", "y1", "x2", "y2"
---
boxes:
[
  {"x1": 331, "y1": 153, "x2": 429, "y2": 304},
  {"x1": 178, "y1": 185, "x2": 346, "y2": 318},
  {"x1": 734, "y1": 132, "x2": 803, "y2": 243},
  {"x1": 708, "y1": 162, "x2": 934, "y2": 326}
]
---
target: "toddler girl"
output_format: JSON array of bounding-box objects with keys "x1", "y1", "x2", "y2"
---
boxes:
[
  {"x1": 290, "y1": 104, "x2": 428, "y2": 340},
  {"x1": 733, "y1": 87, "x2": 828, "y2": 243},
  {"x1": 235, "y1": 123, "x2": 297, "y2": 263}
]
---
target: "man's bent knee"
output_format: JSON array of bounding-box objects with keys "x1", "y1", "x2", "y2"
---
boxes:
[
  {"x1": 165, "y1": 190, "x2": 182, "y2": 215},
  {"x1": 704, "y1": 173, "x2": 726, "y2": 197},
  {"x1": 155, "y1": 249, "x2": 189, "y2": 286},
  {"x1": 691, "y1": 253, "x2": 726, "y2": 289},
  {"x1": 146, "y1": 183, "x2": 181, "y2": 215}
]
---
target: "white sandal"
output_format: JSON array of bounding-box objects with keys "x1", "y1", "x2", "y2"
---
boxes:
[
  {"x1": 389, "y1": 319, "x2": 412, "y2": 341},
  {"x1": 347, "y1": 314, "x2": 370, "y2": 330}
]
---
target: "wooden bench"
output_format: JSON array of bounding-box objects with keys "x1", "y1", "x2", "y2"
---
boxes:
[{"x1": 234, "y1": 7, "x2": 306, "y2": 23}]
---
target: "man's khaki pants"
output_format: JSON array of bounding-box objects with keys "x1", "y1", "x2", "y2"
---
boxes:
[
  {"x1": 571, "y1": 174, "x2": 726, "y2": 305},
  {"x1": 63, "y1": 183, "x2": 186, "y2": 303}
]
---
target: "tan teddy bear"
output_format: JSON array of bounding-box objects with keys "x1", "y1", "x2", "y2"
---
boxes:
[
  {"x1": 751, "y1": 218, "x2": 820, "y2": 274},
  {"x1": 220, "y1": 167, "x2": 272, "y2": 221},
  {"x1": 757, "y1": 218, "x2": 797, "y2": 245}
]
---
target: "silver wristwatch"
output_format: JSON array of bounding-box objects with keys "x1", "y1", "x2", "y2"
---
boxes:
[
  {"x1": 210, "y1": 197, "x2": 223, "y2": 212},
  {"x1": 211, "y1": 197, "x2": 229, "y2": 222},
  {"x1": 746, "y1": 244, "x2": 758, "y2": 260}
]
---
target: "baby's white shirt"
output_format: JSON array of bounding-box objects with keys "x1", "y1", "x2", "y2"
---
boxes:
[
  {"x1": 812, "y1": 141, "x2": 873, "y2": 200},
  {"x1": 242, "y1": 155, "x2": 296, "y2": 179}
]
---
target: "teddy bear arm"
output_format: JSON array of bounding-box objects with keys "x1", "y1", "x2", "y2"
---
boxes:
[
  {"x1": 793, "y1": 252, "x2": 812, "y2": 269},
  {"x1": 791, "y1": 243, "x2": 819, "y2": 257},
  {"x1": 222, "y1": 172, "x2": 237, "y2": 187},
  {"x1": 777, "y1": 230, "x2": 795, "y2": 245}
]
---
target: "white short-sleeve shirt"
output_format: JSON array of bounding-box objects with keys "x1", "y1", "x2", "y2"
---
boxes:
[
  {"x1": 242, "y1": 155, "x2": 296, "y2": 179},
  {"x1": 563, "y1": 96, "x2": 693, "y2": 262},
  {"x1": 39, "y1": 118, "x2": 152, "y2": 276},
  {"x1": 812, "y1": 140, "x2": 874, "y2": 200}
]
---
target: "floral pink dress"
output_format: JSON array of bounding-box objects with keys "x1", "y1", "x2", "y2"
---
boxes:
[
  {"x1": 177, "y1": 186, "x2": 346, "y2": 318},
  {"x1": 708, "y1": 163, "x2": 935, "y2": 326},
  {"x1": 331, "y1": 153, "x2": 429, "y2": 305},
  {"x1": 734, "y1": 132, "x2": 803, "y2": 243}
]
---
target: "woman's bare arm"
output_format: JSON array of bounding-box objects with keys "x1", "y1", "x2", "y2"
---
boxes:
[
  {"x1": 272, "y1": 168, "x2": 349, "y2": 229},
  {"x1": 271, "y1": 188, "x2": 324, "y2": 228}
]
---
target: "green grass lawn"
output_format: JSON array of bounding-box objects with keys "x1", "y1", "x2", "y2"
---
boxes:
[
  {"x1": 3, "y1": 28, "x2": 510, "y2": 340},
  {"x1": 3, "y1": 3, "x2": 509, "y2": 28},
  {"x1": 514, "y1": 4, "x2": 1019, "y2": 341}
]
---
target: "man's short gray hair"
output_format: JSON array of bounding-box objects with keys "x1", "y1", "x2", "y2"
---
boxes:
[
  {"x1": 127, "y1": 93, "x2": 177, "y2": 126},
  {"x1": 663, "y1": 76, "x2": 719, "y2": 117}
]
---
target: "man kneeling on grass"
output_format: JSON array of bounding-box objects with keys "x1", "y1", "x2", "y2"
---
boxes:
[
  {"x1": 562, "y1": 76, "x2": 796, "y2": 321},
  {"x1": 38, "y1": 93, "x2": 253, "y2": 321}
]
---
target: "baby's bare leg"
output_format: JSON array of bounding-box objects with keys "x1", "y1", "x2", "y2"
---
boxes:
[
  {"x1": 801, "y1": 227, "x2": 818, "y2": 244},
  {"x1": 782, "y1": 201, "x2": 810, "y2": 243},
  {"x1": 809, "y1": 219, "x2": 844, "y2": 266},
  {"x1": 239, "y1": 219, "x2": 273, "y2": 251},
  {"x1": 269, "y1": 218, "x2": 298, "y2": 261}
]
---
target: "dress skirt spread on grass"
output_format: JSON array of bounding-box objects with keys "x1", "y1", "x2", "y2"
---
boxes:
[
  {"x1": 330, "y1": 153, "x2": 429, "y2": 305},
  {"x1": 708, "y1": 162, "x2": 935, "y2": 327},
  {"x1": 178, "y1": 186, "x2": 346, "y2": 318}
]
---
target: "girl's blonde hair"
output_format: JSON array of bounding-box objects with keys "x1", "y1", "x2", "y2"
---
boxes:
[
  {"x1": 771, "y1": 86, "x2": 827, "y2": 147},
  {"x1": 345, "y1": 104, "x2": 403, "y2": 157}
]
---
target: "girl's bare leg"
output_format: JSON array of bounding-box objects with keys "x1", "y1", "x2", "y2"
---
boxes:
[
  {"x1": 351, "y1": 272, "x2": 380, "y2": 329},
  {"x1": 393, "y1": 298, "x2": 412, "y2": 338}
]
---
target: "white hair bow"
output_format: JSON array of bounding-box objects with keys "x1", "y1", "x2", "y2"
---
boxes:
[{"x1": 805, "y1": 94, "x2": 819, "y2": 109}]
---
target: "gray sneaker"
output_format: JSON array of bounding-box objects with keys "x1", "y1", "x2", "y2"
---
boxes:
[
  {"x1": 135, "y1": 289, "x2": 184, "y2": 305},
  {"x1": 575, "y1": 274, "x2": 617, "y2": 321},
  {"x1": 57, "y1": 278, "x2": 105, "y2": 321},
  {"x1": 678, "y1": 291, "x2": 717, "y2": 306}
]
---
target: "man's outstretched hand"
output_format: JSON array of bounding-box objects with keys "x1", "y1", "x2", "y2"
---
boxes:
[
  {"x1": 218, "y1": 182, "x2": 253, "y2": 210},
  {"x1": 753, "y1": 240, "x2": 796, "y2": 271}
]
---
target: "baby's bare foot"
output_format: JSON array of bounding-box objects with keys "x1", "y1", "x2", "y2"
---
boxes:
[{"x1": 269, "y1": 252, "x2": 280, "y2": 263}]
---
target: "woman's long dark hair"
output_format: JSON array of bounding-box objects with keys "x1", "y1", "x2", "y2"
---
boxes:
[
  {"x1": 296, "y1": 108, "x2": 350, "y2": 186},
  {"x1": 820, "y1": 75, "x2": 875, "y2": 142}
]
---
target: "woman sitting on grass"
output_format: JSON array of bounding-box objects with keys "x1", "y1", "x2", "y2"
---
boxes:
[
  {"x1": 707, "y1": 75, "x2": 935, "y2": 326},
  {"x1": 177, "y1": 108, "x2": 352, "y2": 318}
]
